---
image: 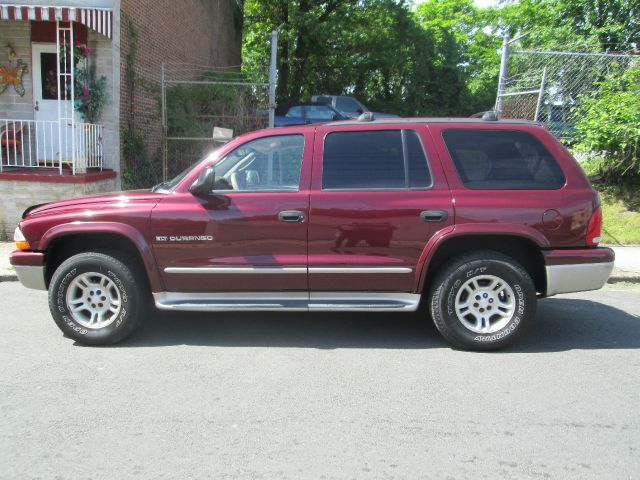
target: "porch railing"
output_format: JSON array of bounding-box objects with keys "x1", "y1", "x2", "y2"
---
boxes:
[{"x1": 0, "y1": 119, "x2": 104, "y2": 174}]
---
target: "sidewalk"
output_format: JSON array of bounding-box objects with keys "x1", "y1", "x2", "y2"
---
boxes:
[
  {"x1": 0, "y1": 242, "x2": 16, "y2": 282},
  {"x1": 1, "y1": 241, "x2": 638, "y2": 284}
]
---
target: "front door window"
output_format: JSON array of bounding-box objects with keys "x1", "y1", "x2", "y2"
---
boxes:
[{"x1": 212, "y1": 135, "x2": 304, "y2": 192}]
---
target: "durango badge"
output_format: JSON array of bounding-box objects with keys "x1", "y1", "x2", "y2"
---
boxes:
[{"x1": 155, "y1": 235, "x2": 214, "y2": 242}]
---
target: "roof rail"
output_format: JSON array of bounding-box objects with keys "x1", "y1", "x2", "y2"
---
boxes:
[
  {"x1": 357, "y1": 112, "x2": 375, "y2": 122},
  {"x1": 482, "y1": 110, "x2": 498, "y2": 121}
]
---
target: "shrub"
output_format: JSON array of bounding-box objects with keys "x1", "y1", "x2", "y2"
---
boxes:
[{"x1": 574, "y1": 67, "x2": 640, "y2": 182}]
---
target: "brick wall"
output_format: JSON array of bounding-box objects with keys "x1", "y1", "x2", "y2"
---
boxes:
[{"x1": 119, "y1": 0, "x2": 242, "y2": 170}]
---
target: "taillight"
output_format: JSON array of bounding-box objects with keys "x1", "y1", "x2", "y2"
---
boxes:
[{"x1": 586, "y1": 206, "x2": 602, "y2": 246}]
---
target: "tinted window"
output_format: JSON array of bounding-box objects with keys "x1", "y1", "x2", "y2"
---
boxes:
[
  {"x1": 285, "y1": 106, "x2": 303, "y2": 118},
  {"x1": 336, "y1": 97, "x2": 361, "y2": 112},
  {"x1": 442, "y1": 129, "x2": 566, "y2": 190},
  {"x1": 314, "y1": 96, "x2": 332, "y2": 105},
  {"x1": 322, "y1": 130, "x2": 431, "y2": 190},
  {"x1": 213, "y1": 135, "x2": 304, "y2": 191},
  {"x1": 306, "y1": 105, "x2": 336, "y2": 120}
]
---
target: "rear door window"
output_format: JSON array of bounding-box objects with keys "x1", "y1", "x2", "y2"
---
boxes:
[
  {"x1": 322, "y1": 130, "x2": 432, "y2": 190},
  {"x1": 442, "y1": 129, "x2": 566, "y2": 189}
]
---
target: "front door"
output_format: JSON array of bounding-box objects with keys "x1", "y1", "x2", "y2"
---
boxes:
[
  {"x1": 31, "y1": 43, "x2": 75, "y2": 164},
  {"x1": 151, "y1": 131, "x2": 313, "y2": 293},
  {"x1": 308, "y1": 124, "x2": 454, "y2": 293}
]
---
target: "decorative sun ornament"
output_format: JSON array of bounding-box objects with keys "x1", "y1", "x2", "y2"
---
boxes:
[{"x1": 0, "y1": 44, "x2": 29, "y2": 97}]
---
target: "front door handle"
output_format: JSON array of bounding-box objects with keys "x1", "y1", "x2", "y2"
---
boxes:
[
  {"x1": 420, "y1": 210, "x2": 449, "y2": 222},
  {"x1": 278, "y1": 210, "x2": 305, "y2": 223}
]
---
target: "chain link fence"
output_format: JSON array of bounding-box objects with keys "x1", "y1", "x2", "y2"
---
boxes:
[
  {"x1": 161, "y1": 62, "x2": 272, "y2": 181},
  {"x1": 496, "y1": 42, "x2": 637, "y2": 142},
  {"x1": 160, "y1": 33, "x2": 277, "y2": 182}
]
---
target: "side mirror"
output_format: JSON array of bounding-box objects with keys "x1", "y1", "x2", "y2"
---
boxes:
[
  {"x1": 189, "y1": 167, "x2": 215, "y2": 197},
  {"x1": 356, "y1": 107, "x2": 364, "y2": 114}
]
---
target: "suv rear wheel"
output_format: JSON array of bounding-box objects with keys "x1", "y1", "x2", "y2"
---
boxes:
[
  {"x1": 428, "y1": 251, "x2": 536, "y2": 350},
  {"x1": 48, "y1": 251, "x2": 147, "y2": 345}
]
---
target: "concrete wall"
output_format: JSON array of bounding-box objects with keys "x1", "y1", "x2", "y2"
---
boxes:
[{"x1": 0, "y1": 177, "x2": 117, "y2": 239}]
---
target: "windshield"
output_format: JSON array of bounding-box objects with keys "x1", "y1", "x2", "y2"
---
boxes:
[{"x1": 152, "y1": 147, "x2": 221, "y2": 193}]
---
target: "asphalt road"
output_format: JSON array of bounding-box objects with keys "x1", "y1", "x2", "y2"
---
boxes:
[{"x1": 1, "y1": 282, "x2": 639, "y2": 480}]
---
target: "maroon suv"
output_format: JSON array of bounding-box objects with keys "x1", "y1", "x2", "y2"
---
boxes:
[{"x1": 10, "y1": 117, "x2": 614, "y2": 350}]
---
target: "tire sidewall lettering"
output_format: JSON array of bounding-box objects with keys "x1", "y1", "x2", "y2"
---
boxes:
[
  {"x1": 442, "y1": 261, "x2": 532, "y2": 346},
  {"x1": 53, "y1": 263, "x2": 130, "y2": 337}
]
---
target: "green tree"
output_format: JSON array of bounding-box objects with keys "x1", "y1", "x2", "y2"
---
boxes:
[
  {"x1": 243, "y1": 0, "x2": 459, "y2": 116},
  {"x1": 416, "y1": 0, "x2": 501, "y2": 114},
  {"x1": 574, "y1": 67, "x2": 640, "y2": 180}
]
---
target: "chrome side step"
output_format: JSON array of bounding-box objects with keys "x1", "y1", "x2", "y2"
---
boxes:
[{"x1": 153, "y1": 292, "x2": 420, "y2": 312}]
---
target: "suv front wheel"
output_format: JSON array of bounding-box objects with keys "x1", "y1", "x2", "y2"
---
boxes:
[
  {"x1": 428, "y1": 251, "x2": 536, "y2": 350},
  {"x1": 48, "y1": 251, "x2": 147, "y2": 345}
]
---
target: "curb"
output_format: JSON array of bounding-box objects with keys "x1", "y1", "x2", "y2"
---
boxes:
[
  {"x1": 607, "y1": 275, "x2": 640, "y2": 284},
  {"x1": 0, "y1": 273, "x2": 18, "y2": 283}
]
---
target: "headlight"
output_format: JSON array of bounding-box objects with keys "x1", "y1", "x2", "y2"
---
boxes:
[{"x1": 14, "y1": 226, "x2": 30, "y2": 251}]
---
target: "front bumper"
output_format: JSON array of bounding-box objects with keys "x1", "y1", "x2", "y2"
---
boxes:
[
  {"x1": 9, "y1": 250, "x2": 47, "y2": 290},
  {"x1": 543, "y1": 248, "x2": 614, "y2": 297}
]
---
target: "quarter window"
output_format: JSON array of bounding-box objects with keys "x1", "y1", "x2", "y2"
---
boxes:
[
  {"x1": 322, "y1": 130, "x2": 432, "y2": 190},
  {"x1": 442, "y1": 129, "x2": 566, "y2": 190},
  {"x1": 213, "y1": 135, "x2": 304, "y2": 192}
]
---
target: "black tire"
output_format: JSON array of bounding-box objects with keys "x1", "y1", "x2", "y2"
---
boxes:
[
  {"x1": 48, "y1": 251, "x2": 147, "y2": 345},
  {"x1": 428, "y1": 250, "x2": 536, "y2": 351}
]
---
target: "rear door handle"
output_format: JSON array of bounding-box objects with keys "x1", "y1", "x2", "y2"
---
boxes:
[
  {"x1": 278, "y1": 210, "x2": 305, "y2": 223},
  {"x1": 420, "y1": 210, "x2": 449, "y2": 222}
]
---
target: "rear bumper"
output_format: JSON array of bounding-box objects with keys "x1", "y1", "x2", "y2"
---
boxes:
[
  {"x1": 543, "y1": 248, "x2": 614, "y2": 297},
  {"x1": 9, "y1": 250, "x2": 47, "y2": 291}
]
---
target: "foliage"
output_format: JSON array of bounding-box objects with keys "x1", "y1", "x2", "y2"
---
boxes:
[
  {"x1": 243, "y1": 0, "x2": 481, "y2": 116},
  {"x1": 166, "y1": 81, "x2": 264, "y2": 137},
  {"x1": 120, "y1": 14, "x2": 164, "y2": 189},
  {"x1": 75, "y1": 67, "x2": 108, "y2": 124},
  {"x1": 416, "y1": 0, "x2": 501, "y2": 115},
  {"x1": 242, "y1": 0, "x2": 638, "y2": 118},
  {"x1": 121, "y1": 129, "x2": 162, "y2": 190},
  {"x1": 58, "y1": 42, "x2": 109, "y2": 123},
  {"x1": 574, "y1": 67, "x2": 640, "y2": 180},
  {"x1": 596, "y1": 182, "x2": 640, "y2": 245}
]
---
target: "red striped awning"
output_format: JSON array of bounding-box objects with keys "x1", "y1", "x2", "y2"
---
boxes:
[{"x1": 0, "y1": 5, "x2": 112, "y2": 39}]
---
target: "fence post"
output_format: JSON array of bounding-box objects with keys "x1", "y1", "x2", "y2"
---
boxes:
[
  {"x1": 534, "y1": 66, "x2": 548, "y2": 122},
  {"x1": 495, "y1": 33, "x2": 510, "y2": 117},
  {"x1": 161, "y1": 61, "x2": 168, "y2": 182},
  {"x1": 268, "y1": 30, "x2": 278, "y2": 129}
]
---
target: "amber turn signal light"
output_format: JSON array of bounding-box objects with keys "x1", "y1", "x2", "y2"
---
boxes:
[{"x1": 14, "y1": 226, "x2": 30, "y2": 251}]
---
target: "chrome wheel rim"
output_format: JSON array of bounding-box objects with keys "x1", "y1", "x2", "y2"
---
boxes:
[
  {"x1": 454, "y1": 275, "x2": 515, "y2": 334},
  {"x1": 66, "y1": 272, "x2": 122, "y2": 329}
]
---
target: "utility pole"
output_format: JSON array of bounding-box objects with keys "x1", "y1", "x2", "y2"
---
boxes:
[
  {"x1": 268, "y1": 30, "x2": 278, "y2": 128},
  {"x1": 495, "y1": 33, "x2": 510, "y2": 118}
]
